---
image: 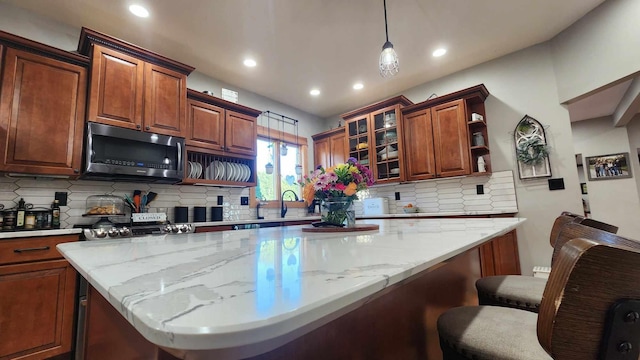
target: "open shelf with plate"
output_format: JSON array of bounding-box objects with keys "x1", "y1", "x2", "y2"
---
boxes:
[{"x1": 182, "y1": 148, "x2": 256, "y2": 187}]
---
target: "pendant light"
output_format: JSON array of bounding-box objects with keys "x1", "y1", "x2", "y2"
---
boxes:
[
  {"x1": 379, "y1": 0, "x2": 399, "y2": 78},
  {"x1": 280, "y1": 115, "x2": 288, "y2": 156},
  {"x1": 265, "y1": 112, "x2": 274, "y2": 174},
  {"x1": 294, "y1": 119, "x2": 302, "y2": 176}
]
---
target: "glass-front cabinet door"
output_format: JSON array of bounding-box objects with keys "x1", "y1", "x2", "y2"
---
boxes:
[
  {"x1": 371, "y1": 106, "x2": 403, "y2": 183},
  {"x1": 347, "y1": 115, "x2": 371, "y2": 167}
]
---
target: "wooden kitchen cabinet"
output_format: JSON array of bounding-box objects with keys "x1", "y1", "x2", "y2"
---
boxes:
[
  {"x1": 79, "y1": 28, "x2": 194, "y2": 138},
  {"x1": 479, "y1": 229, "x2": 521, "y2": 277},
  {"x1": 341, "y1": 96, "x2": 413, "y2": 184},
  {"x1": 186, "y1": 89, "x2": 260, "y2": 157},
  {"x1": 0, "y1": 234, "x2": 78, "y2": 360},
  {"x1": 402, "y1": 84, "x2": 491, "y2": 181},
  {"x1": 182, "y1": 89, "x2": 261, "y2": 186},
  {"x1": 312, "y1": 127, "x2": 346, "y2": 168},
  {"x1": 0, "y1": 32, "x2": 88, "y2": 177}
]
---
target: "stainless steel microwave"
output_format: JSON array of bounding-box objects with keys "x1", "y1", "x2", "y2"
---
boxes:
[{"x1": 81, "y1": 122, "x2": 184, "y2": 183}]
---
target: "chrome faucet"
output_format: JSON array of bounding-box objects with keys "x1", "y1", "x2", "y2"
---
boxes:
[{"x1": 281, "y1": 190, "x2": 299, "y2": 218}]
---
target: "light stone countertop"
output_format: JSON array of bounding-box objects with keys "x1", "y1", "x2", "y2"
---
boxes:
[{"x1": 57, "y1": 217, "x2": 525, "y2": 354}]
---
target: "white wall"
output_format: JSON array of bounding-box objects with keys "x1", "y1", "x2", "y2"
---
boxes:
[
  {"x1": 572, "y1": 117, "x2": 640, "y2": 237},
  {"x1": 626, "y1": 116, "x2": 640, "y2": 199},
  {"x1": 551, "y1": 0, "x2": 640, "y2": 103}
]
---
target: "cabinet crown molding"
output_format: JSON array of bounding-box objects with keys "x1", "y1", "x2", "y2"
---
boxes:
[
  {"x1": 0, "y1": 30, "x2": 89, "y2": 66},
  {"x1": 402, "y1": 84, "x2": 489, "y2": 114},
  {"x1": 187, "y1": 89, "x2": 262, "y2": 117},
  {"x1": 77, "y1": 27, "x2": 195, "y2": 75},
  {"x1": 340, "y1": 95, "x2": 413, "y2": 120}
]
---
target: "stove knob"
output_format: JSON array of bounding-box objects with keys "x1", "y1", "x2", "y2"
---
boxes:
[
  {"x1": 162, "y1": 224, "x2": 172, "y2": 233},
  {"x1": 119, "y1": 227, "x2": 131, "y2": 237},
  {"x1": 184, "y1": 224, "x2": 193, "y2": 233},
  {"x1": 108, "y1": 227, "x2": 120, "y2": 237},
  {"x1": 93, "y1": 229, "x2": 107, "y2": 238},
  {"x1": 171, "y1": 225, "x2": 179, "y2": 233}
]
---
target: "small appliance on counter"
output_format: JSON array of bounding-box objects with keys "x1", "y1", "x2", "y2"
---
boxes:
[{"x1": 363, "y1": 198, "x2": 389, "y2": 216}]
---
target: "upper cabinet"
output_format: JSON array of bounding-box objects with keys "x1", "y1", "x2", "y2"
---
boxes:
[
  {"x1": 182, "y1": 89, "x2": 261, "y2": 186},
  {"x1": 78, "y1": 28, "x2": 194, "y2": 138},
  {"x1": 312, "y1": 127, "x2": 346, "y2": 168},
  {"x1": 341, "y1": 96, "x2": 413, "y2": 184},
  {"x1": 402, "y1": 84, "x2": 490, "y2": 181},
  {"x1": 0, "y1": 31, "x2": 88, "y2": 177}
]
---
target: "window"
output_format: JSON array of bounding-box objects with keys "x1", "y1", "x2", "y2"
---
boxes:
[{"x1": 251, "y1": 126, "x2": 308, "y2": 208}]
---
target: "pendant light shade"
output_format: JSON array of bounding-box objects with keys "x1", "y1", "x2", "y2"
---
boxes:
[
  {"x1": 379, "y1": 0, "x2": 398, "y2": 78},
  {"x1": 379, "y1": 41, "x2": 399, "y2": 78}
]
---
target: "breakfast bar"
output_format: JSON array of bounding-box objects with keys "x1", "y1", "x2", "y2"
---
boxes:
[{"x1": 57, "y1": 218, "x2": 525, "y2": 359}]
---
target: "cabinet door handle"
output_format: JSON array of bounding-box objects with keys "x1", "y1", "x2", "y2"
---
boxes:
[
  {"x1": 136, "y1": 125, "x2": 141, "y2": 129},
  {"x1": 14, "y1": 246, "x2": 50, "y2": 253},
  {"x1": 145, "y1": 126, "x2": 150, "y2": 130}
]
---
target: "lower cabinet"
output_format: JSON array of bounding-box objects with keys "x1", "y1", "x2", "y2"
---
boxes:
[
  {"x1": 479, "y1": 229, "x2": 521, "y2": 277},
  {"x1": 0, "y1": 235, "x2": 78, "y2": 360}
]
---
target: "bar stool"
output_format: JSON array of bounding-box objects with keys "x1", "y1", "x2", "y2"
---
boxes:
[
  {"x1": 475, "y1": 212, "x2": 617, "y2": 312},
  {"x1": 438, "y1": 235, "x2": 640, "y2": 359}
]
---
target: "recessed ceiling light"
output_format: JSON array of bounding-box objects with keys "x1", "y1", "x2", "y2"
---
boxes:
[
  {"x1": 129, "y1": 4, "x2": 149, "y2": 18},
  {"x1": 310, "y1": 89, "x2": 321, "y2": 96},
  {"x1": 432, "y1": 48, "x2": 447, "y2": 57},
  {"x1": 353, "y1": 83, "x2": 364, "y2": 90},
  {"x1": 243, "y1": 59, "x2": 257, "y2": 67}
]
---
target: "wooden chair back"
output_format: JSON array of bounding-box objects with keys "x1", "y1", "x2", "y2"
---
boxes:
[
  {"x1": 550, "y1": 221, "x2": 633, "y2": 265},
  {"x1": 548, "y1": 212, "x2": 584, "y2": 247},
  {"x1": 538, "y1": 237, "x2": 640, "y2": 359},
  {"x1": 549, "y1": 212, "x2": 618, "y2": 248}
]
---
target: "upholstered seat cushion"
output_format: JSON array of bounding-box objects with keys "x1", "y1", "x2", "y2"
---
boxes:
[
  {"x1": 475, "y1": 275, "x2": 547, "y2": 312},
  {"x1": 437, "y1": 306, "x2": 552, "y2": 360}
]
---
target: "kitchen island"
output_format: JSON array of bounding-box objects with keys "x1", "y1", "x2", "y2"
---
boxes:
[{"x1": 57, "y1": 218, "x2": 525, "y2": 360}]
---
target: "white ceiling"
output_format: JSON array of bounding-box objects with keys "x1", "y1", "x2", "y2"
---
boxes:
[{"x1": 5, "y1": 0, "x2": 609, "y2": 119}]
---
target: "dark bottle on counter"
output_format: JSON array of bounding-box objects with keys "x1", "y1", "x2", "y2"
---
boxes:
[
  {"x1": 52, "y1": 200, "x2": 61, "y2": 229},
  {"x1": 16, "y1": 198, "x2": 26, "y2": 230}
]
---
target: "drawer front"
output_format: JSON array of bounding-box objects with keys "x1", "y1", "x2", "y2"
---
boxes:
[{"x1": 0, "y1": 235, "x2": 79, "y2": 265}]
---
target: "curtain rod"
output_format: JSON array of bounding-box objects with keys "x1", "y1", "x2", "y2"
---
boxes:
[{"x1": 261, "y1": 110, "x2": 298, "y2": 125}]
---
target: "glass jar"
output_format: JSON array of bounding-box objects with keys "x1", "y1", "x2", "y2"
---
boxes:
[
  {"x1": 3, "y1": 210, "x2": 16, "y2": 231},
  {"x1": 85, "y1": 194, "x2": 125, "y2": 216},
  {"x1": 24, "y1": 211, "x2": 36, "y2": 230},
  {"x1": 321, "y1": 197, "x2": 356, "y2": 228},
  {"x1": 472, "y1": 132, "x2": 485, "y2": 147}
]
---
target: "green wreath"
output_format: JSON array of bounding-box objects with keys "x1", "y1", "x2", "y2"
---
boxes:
[{"x1": 516, "y1": 138, "x2": 550, "y2": 165}]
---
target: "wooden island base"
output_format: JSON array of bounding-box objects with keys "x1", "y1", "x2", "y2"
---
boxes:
[{"x1": 84, "y1": 248, "x2": 481, "y2": 360}]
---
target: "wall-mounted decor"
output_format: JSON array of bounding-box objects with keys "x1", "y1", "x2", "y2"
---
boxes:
[
  {"x1": 585, "y1": 152, "x2": 632, "y2": 181},
  {"x1": 514, "y1": 115, "x2": 551, "y2": 179}
]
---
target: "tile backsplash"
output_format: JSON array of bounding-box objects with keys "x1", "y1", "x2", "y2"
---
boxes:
[
  {"x1": 353, "y1": 170, "x2": 518, "y2": 215},
  {"x1": 0, "y1": 170, "x2": 517, "y2": 228},
  {"x1": 0, "y1": 177, "x2": 307, "y2": 228}
]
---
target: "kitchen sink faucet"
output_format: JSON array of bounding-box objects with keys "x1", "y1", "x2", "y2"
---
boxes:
[{"x1": 281, "y1": 190, "x2": 299, "y2": 218}]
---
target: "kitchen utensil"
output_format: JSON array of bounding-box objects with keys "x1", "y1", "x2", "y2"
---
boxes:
[
  {"x1": 133, "y1": 190, "x2": 141, "y2": 213},
  {"x1": 146, "y1": 192, "x2": 158, "y2": 204}
]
